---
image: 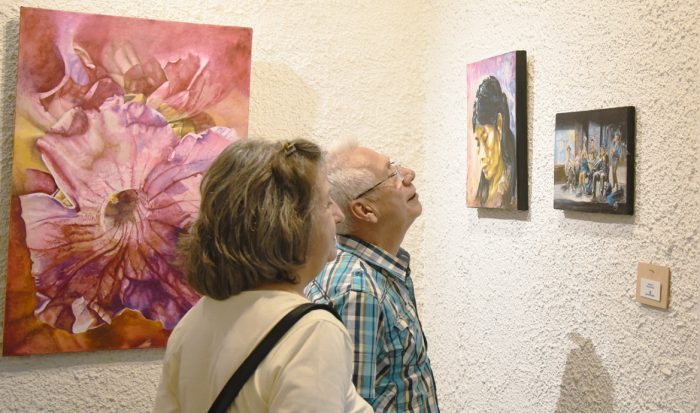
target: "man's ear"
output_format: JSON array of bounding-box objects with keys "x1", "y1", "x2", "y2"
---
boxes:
[{"x1": 349, "y1": 199, "x2": 379, "y2": 224}]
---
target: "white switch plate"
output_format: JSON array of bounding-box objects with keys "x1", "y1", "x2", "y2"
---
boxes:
[
  {"x1": 640, "y1": 278, "x2": 661, "y2": 301},
  {"x1": 636, "y1": 262, "x2": 670, "y2": 309}
]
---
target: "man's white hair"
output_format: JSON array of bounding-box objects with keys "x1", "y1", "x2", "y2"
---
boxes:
[{"x1": 326, "y1": 138, "x2": 376, "y2": 234}]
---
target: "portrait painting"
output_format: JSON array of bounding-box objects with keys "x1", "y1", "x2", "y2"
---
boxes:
[
  {"x1": 466, "y1": 50, "x2": 527, "y2": 210},
  {"x1": 553, "y1": 106, "x2": 635, "y2": 214},
  {"x1": 3, "y1": 7, "x2": 252, "y2": 355}
]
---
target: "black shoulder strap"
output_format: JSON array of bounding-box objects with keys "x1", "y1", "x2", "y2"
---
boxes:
[{"x1": 208, "y1": 302, "x2": 340, "y2": 413}]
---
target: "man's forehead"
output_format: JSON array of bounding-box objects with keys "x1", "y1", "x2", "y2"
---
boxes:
[{"x1": 347, "y1": 147, "x2": 389, "y2": 169}]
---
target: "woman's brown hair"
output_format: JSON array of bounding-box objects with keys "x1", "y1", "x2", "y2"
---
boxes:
[{"x1": 179, "y1": 138, "x2": 323, "y2": 299}]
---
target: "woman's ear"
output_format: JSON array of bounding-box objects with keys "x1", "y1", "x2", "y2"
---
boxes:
[
  {"x1": 496, "y1": 112, "x2": 503, "y2": 136},
  {"x1": 349, "y1": 199, "x2": 379, "y2": 224}
]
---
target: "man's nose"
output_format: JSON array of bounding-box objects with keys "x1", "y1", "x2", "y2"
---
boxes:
[{"x1": 400, "y1": 166, "x2": 415, "y2": 184}]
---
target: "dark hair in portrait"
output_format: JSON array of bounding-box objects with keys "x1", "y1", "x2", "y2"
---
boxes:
[{"x1": 472, "y1": 75, "x2": 517, "y2": 207}]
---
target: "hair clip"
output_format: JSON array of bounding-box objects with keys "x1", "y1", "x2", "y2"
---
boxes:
[{"x1": 283, "y1": 142, "x2": 297, "y2": 156}]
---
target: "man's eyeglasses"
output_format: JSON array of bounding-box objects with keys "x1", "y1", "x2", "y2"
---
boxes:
[{"x1": 353, "y1": 160, "x2": 403, "y2": 200}]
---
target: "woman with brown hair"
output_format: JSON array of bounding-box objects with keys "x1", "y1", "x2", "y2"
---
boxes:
[{"x1": 153, "y1": 138, "x2": 372, "y2": 412}]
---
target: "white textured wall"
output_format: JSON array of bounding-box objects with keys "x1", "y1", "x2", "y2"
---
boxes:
[
  {"x1": 419, "y1": 1, "x2": 700, "y2": 412},
  {"x1": 0, "y1": 0, "x2": 698, "y2": 412}
]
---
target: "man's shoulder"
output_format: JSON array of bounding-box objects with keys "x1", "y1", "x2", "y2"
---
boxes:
[{"x1": 312, "y1": 250, "x2": 385, "y2": 299}]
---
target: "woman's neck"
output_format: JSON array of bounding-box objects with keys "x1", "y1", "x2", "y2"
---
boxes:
[{"x1": 252, "y1": 281, "x2": 306, "y2": 296}]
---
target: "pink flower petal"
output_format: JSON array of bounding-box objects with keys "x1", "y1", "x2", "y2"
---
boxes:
[
  {"x1": 20, "y1": 98, "x2": 235, "y2": 332},
  {"x1": 37, "y1": 97, "x2": 176, "y2": 209},
  {"x1": 24, "y1": 169, "x2": 58, "y2": 195}
]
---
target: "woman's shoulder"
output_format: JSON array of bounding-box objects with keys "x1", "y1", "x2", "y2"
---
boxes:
[
  {"x1": 264, "y1": 304, "x2": 352, "y2": 364},
  {"x1": 293, "y1": 305, "x2": 347, "y2": 332},
  {"x1": 245, "y1": 292, "x2": 348, "y2": 337},
  {"x1": 281, "y1": 306, "x2": 350, "y2": 346}
]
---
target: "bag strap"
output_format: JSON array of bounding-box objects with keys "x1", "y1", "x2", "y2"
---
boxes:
[{"x1": 208, "y1": 302, "x2": 340, "y2": 413}]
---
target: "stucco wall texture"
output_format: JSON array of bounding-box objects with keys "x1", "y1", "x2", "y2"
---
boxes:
[
  {"x1": 419, "y1": 1, "x2": 700, "y2": 412},
  {"x1": 0, "y1": 0, "x2": 697, "y2": 412}
]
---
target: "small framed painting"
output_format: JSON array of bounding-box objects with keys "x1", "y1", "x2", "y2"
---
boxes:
[
  {"x1": 467, "y1": 50, "x2": 528, "y2": 210},
  {"x1": 553, "y1": 106, "x2": 635, "y2": 214}
]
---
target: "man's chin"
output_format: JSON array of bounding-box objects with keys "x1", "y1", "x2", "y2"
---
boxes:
[{"x1": 409, "y1": 202, "x2": 423, "y2": 219}]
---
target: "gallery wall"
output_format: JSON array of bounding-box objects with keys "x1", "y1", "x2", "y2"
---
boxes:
[
  {"x1": 418, "y1": 0, "x2": 699, "y2": 412},
  {"x1": 0, "y1": 0, "x2": 698, "y2": 412}
]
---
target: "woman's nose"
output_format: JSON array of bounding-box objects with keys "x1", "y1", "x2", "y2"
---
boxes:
[{"x1": 332, "y1": 200, "x2": 344, "y2": 223}]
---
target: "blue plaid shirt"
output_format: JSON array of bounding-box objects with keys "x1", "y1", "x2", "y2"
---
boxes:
[{"x1": 305, "y1": 235, "x2": 439, "y2": 412}]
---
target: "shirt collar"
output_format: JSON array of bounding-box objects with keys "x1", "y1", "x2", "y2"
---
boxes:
[{"x1": 336, "y1": 234, "x2": 410, "y2": 281}]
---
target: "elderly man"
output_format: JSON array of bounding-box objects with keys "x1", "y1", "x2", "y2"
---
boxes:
[{"x1": 305, "y1": 142, "x2": 439, "y2": 412}]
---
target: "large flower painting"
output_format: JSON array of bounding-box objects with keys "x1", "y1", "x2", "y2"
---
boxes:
[{"x1": 3, "y1": 7, "x2": 252, "y2": 355}]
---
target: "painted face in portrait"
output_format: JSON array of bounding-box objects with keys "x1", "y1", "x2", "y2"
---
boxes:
[{"x1": 474, "y1": 112, "x2": 504, "y2": 182}]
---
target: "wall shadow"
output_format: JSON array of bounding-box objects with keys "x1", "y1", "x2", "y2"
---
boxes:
[
  {"x1": 476, "y1": 207, "x2": 530, "y2": 221},
  {"x1": 562, "y1": 209, "x2": 636, "y2": 225},
  {"x1": 555, "y1": 332, "x2": 615, "y2": 413},
  {"x1": 247, "y1": 61, "x2": 319, "y2": 140},
  {"x1": 0, "y1": 347, "x2": 164, "y2": 372}
]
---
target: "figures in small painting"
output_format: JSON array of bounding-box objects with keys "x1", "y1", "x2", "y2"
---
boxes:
[
  {"x1": 591, "y1": 149, "x2": 610, "y2": 201},
  {"x1": 553, "y1": 106, "x2": 634, "y2": 215},
  {"x1": 609, "y1": 131, "x2": 624, "y2": 192},
  {"x1": 567, "y1": 140, "x2": 614, "y2": 200}
]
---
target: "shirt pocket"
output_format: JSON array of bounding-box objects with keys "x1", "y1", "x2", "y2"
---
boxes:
[{"x1": 390, "y1": 314, "x2": 423, "y2": 366}]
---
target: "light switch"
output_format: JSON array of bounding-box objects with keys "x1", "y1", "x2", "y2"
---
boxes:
[
  {"x1": 636, "y1": 262, "x2": 670, "y2": 309},
  {"x1": 640, "y1": 278, "x2": 661, "y2": 301}
]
